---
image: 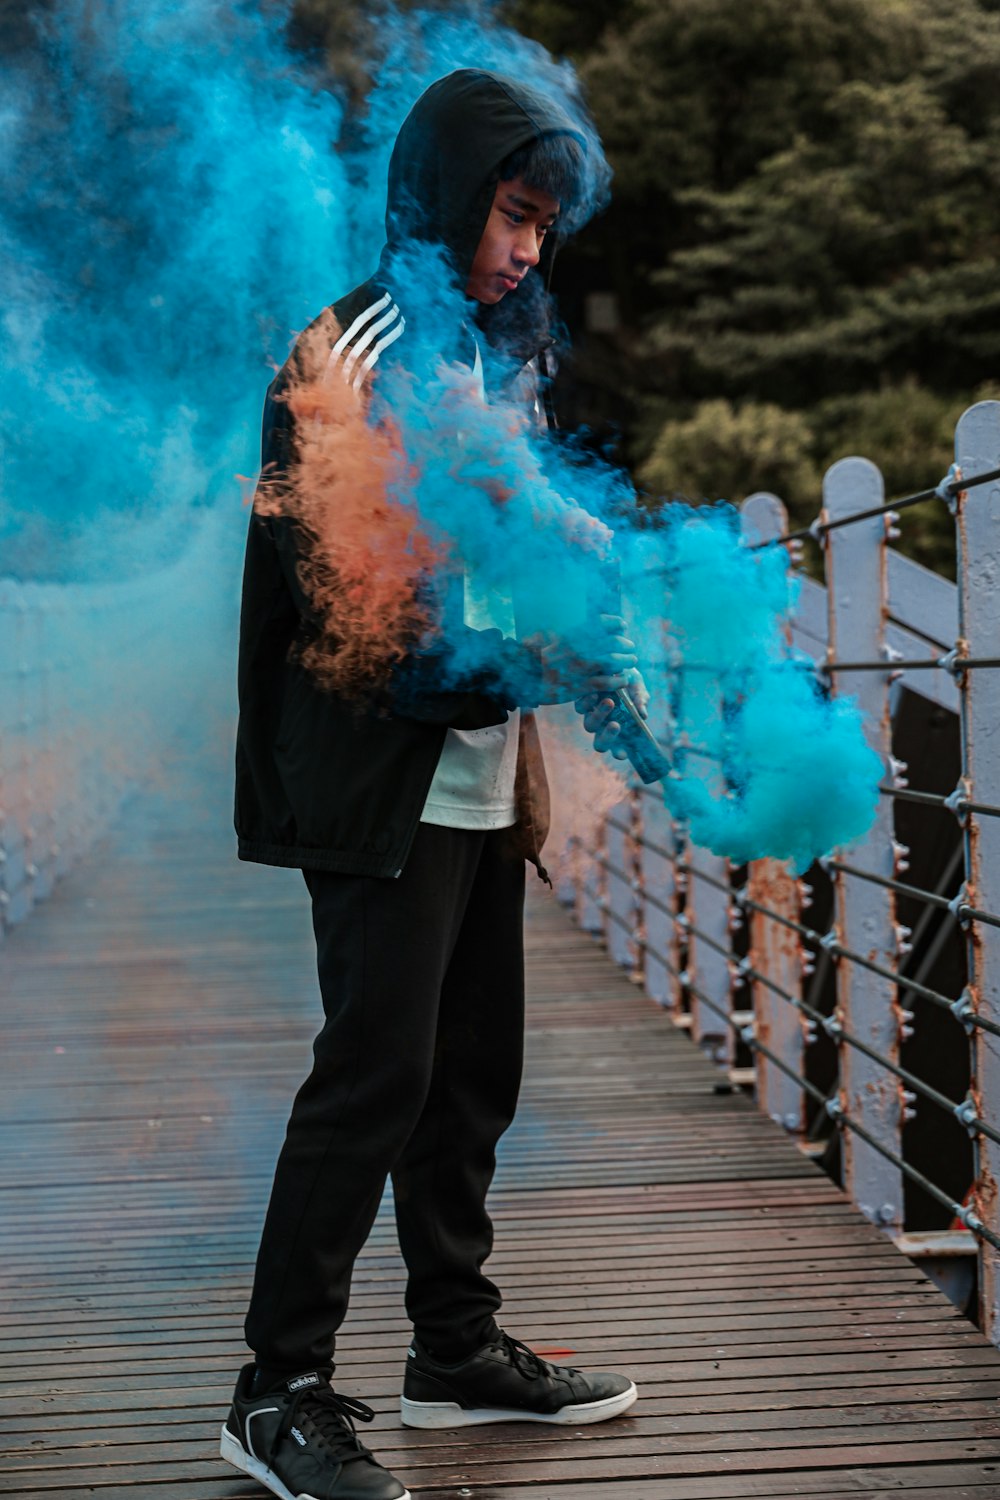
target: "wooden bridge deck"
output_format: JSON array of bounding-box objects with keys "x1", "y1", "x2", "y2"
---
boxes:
[{"x1": 2, "y1": 759, "x2": 1000, "y2": 1498}]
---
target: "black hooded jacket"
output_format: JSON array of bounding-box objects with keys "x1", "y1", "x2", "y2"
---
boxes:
[{"x1": 235, "y1": 70, "x2": 584, "y2": 878}]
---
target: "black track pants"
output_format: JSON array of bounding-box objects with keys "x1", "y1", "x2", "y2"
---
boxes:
[{"x1": 244, "y1": 823, "x2": 526, "y2": 1373}]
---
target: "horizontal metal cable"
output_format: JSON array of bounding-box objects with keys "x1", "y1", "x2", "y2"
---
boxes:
[
  {"x1": 830, "y1": 849, "x2": 1000, "y2": 930},
  {"x1": 740, "y1": 894, "x2": 813, "y2": 941},
  {"x1": 824, "y1": 655, "x2": 1000, "y2": 674},
  {"x1": 660, "y1": 960, "x2": 1000, "y2": 1246},
  {"x1": 581, "y1": 828, "x2": 1000, "y2": 942},
  {"x1": 838, "y1": 1111, "x2": 1000, "y2": 1251},
  {"x1": 685, "y1": 975, "x2": 754, "y2": 1035},
  {"x1": 964, "y1": 800, "x2": 1000, "y2": 819},
  {"x1": 827, "y1": 940, "x2": 1000, "y2": 1038},
  {"x1": 642, "y1": 885, "x2": 677, "y2": 921},
  {"x1": 824, "y1": 658, "x2": 943, "y2": 673},
  {"x1": 826, "y1": 858, "x2": 954, "y2": 912},
  {"x1": 637, "y1": 834, "x2": 676, "y2": 864},
  {"x1": 586, "y1": 834, "x2": 1000, "y2": 1024},
  {"x1": 675, "y1": 859, "x2": 732, "y2": 897},
  {"x1": 580, "y1": 830, "x2": 1000, "y2": 1248},
  {"x1": 879, "y1": 785, "x2": 1000, "y2": 820},
  {"x1": 685, "y1": 975, "x2": 824, "y2": 1098},
  {"x1": 644, "y1": 765, "x2": 1000, "y2": 824},
  {"x1": 683, "y1": 920, "x2": 734, "y2": 962},
  {"x1": 743, "y1": 896, "x2": 1000, "y2": 1037},
  {"x1": 846, "y1": 1037, "x2": 1000, "y2": 1145},
  {"x1": 597, "y1": 897, "x2": 643, "y2": 943},
  {"x1": 747, "y1": 464, "x2": 1000, "y2": 551},
  {"x1": 652, "y1": 948, "x2": 686, "y2": 982},
  {"x1": 592, "y1": 849, "x2": 636, "y2": 887},
  {"x1": 744, "y1": 963, "x2": 801, "y2": 1008},
  {"x1": 879, "y1": 785, "x2": 948, "y2": 808},
  {"x1": 960, "y1": 904, "x2": 1000, "y2": 932},
  {"x1": 742, "y1": 963, "x2": 1000, "y2": 1146},
  {"x1": 692, "y1": 973, "x2": 1000, "y2": 1251}
]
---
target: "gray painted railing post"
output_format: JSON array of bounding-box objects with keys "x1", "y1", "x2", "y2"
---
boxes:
[
  {"x1": 639, "y1": 785, "x2": 683, "y2": 1017},
  {"x1": 740, "y1": 493, "x2": 807, "y2": 1133},
  {"x1": 685, "y1": 816, "x2": 733, "y2": 1055},
  {"x1": 824, "y1": 457, "x2": 903, "y2": 1231},
  {"x1": 577, "y1": 818, "x2": 605, "y2": 935},
  {"x1": 604, "y1": 790, "x2": 640, "y2": 971},
  {"x1": 954, "y1": 400, "x2": 1000, "y2": 1341}
]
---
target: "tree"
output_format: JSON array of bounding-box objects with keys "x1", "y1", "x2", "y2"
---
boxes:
[
  {"x1": 507, "y1": 0, "x2": 1000, "y2": 568},
  {"x1": 638, "y1": 399, "x2": 819, "y2": 512}
]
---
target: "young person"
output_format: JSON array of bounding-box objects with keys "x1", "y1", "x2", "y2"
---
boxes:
[{"x1": 223, "y1": 69, "x2": 638, "y2": 1500}]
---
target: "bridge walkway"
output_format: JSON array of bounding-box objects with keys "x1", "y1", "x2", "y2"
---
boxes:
[{"x1": 1, "y1": 759, "x2": 999, "y2": 1498}]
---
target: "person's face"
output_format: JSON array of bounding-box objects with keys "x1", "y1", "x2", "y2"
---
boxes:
[{"x1": 465, "y1": 176, "x2": 561, "y2": 304}]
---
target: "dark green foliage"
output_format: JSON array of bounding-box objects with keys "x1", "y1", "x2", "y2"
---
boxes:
[{"x1": 507, "y1": 0, "x2": 1000, "y2": 568}]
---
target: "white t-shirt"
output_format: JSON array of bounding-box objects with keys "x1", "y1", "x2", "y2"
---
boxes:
[
  {"x1": 420, "y1": 336, "x2": 520, "y2": 831},
  {"x1": 420, "y1": 708, "x2": 520, "y2": 830}
]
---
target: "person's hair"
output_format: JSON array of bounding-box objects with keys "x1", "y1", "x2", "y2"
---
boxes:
[{"x1": 497, "y1": 132, "x2": 586, "y2": 216}]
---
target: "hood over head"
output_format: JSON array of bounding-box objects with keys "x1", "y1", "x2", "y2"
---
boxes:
[{"x1": 378, "y1": 69, "x2": 603, "y2": 363}]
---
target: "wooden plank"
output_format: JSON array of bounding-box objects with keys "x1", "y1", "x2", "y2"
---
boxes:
[
  {"x1": 3, "y1": 1438, "x2": 1000, "y2": 1492},
  {"x1": 6, "y1": 1472, "x2": 999, "y2": 1500},
  {"x1": 1, "y1": 761, "x2": 999, "y2": 1497}
]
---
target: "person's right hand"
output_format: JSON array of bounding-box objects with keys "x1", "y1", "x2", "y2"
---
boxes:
[{"x1": 522, "y1": 615, "x2": 638, "y2": 706}]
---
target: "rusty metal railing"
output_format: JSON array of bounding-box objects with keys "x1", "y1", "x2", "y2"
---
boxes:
[{"x1": 561, "y1": 399, "x2": 1000, "y2": 1346}]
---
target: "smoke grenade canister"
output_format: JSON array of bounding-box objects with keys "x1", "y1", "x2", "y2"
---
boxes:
[{"x1": 591, "y1": 560, "x2": 671, "y2": 785}]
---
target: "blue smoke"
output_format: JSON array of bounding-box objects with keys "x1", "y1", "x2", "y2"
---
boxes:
[
  {"x1": 343, "y1": 262, "x2": 881, "y2": 868},
  {"x1": 0, "y1": 0, "x2": 880, "y2": 868},
  {"x1": 0, "y1": 0, "x2": 605, "y2": 580},
  {"x1": 628, "y1": 510, "x2": 882, "y2": 868},
  {"x1": 1, "y1": 0, "x2": 349, "y2": 578}
]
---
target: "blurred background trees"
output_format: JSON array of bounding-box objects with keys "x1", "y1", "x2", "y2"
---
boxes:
[
  {"x1": 503, "y1": 0, "x2": 1000, "y2": 570},
  {"x1": 53, "y1": 0, "x2": 997, "y2": 573}
]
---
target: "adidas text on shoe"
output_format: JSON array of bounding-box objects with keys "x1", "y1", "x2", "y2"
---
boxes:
[
  {"x1": 221, "y1": 1363, "x2": 409, "y2": 1500},
  {"x1": 400, "y1": 1331, "x2": 637, "y2": 1429}
]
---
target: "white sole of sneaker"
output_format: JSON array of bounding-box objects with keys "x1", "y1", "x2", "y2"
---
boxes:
[
  {"x1": 400, "y1": 1381, "x2": 638, "y2": 1429},
  {"x1": 219, "y1": 1425, "x2": 412, "y2": 1500}
]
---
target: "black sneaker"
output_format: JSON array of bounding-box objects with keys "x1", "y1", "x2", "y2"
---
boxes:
[
  {"x1": 400, "y1": 1330, "x2": 637, "y2": 1428},
  {"x1": 221, "y1": 1364, "x2": 410, "y2": 1500}
]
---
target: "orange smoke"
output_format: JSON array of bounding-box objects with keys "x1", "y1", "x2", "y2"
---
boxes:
[
  {"x1": 538, "y1": 705, "x2": 630, "y2": 882},
  {"x1": 254, "y1": 310, "x2": 449, "y2": 698}
]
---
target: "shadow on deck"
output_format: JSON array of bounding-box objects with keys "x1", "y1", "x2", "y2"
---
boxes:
[{"x1": 2, "y1": 756, "x2": 1000, "y2": 1499}]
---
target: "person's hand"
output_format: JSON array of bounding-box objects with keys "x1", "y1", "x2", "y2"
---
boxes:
[
  {"x1": 528, "y1": 614, "x2": 637, "y2": 705},
  {"x1": 575, "y1": 668, "x2": 649, "y2": 760}
]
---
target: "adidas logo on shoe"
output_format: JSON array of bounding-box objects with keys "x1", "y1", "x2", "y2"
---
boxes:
[
  {"x1": 287, "y1": 1372, "x2": 321, "y2": 1392},
  {"x1": 291, "y1": 1425, "x2": 307, "y2": 1447}
]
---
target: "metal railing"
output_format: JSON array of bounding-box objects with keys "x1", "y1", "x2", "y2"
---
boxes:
[{"x1": 560, "y1": 399, "x2": 1000, "y2": 1345}]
